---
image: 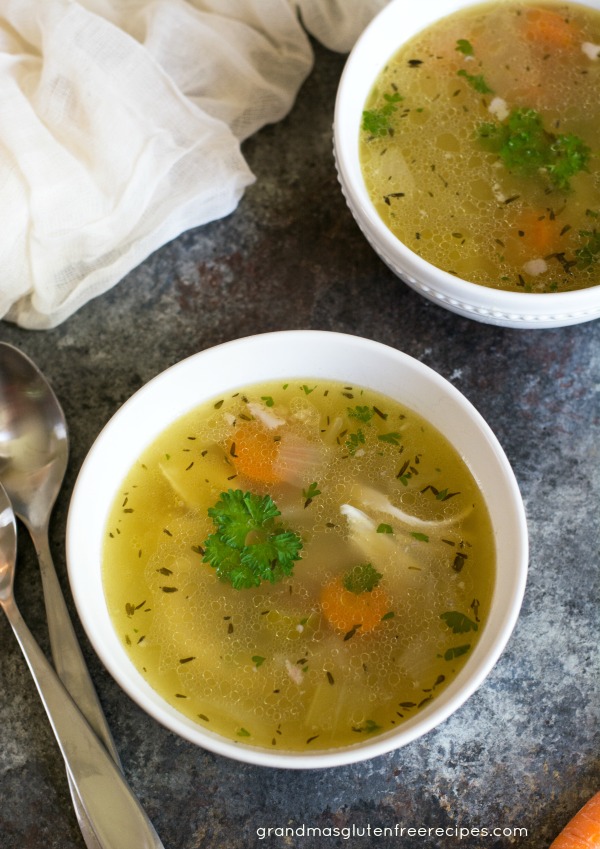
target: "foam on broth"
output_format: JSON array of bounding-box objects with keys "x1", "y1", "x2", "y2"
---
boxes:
[
  {"x1": 360, "y1": 1, "x2": 600, "y2": 293},
  {"x1": 103, "y1": 379, "x2": 495, "y2": 751}
]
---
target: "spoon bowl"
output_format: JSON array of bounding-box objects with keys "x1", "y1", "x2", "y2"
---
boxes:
[{"x1": 0, "y1": 343, "x2": 68, "y2": 531}]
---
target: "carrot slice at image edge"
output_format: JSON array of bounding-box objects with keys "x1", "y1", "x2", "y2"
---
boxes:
[{"x1": 549, "y1": 791, "x2": 600, "y2": 849}]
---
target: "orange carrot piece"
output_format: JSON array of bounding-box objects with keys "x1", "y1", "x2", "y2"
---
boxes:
[
  {"x1": 320, "y1": 576, "x2": 389, "y2": 635},
  {"x1": 516, "y1": 210, "x2": 564, "y2": 256},
  {"x1": 549, "y1": 792, "x2": 600, "y2": 849},
  {"x1": 229, "y1": 421, "x2": 282, "y2": 484},
  {"x1": 524, "y1": 8, "x2": 577, "y2": 48}
]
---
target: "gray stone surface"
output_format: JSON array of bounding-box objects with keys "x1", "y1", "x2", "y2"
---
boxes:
[{"x1": 0, "y1": 39, "x2": 598, "y2": 849}]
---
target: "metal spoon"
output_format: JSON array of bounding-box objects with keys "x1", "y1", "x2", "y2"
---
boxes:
[
  {"x1": 0, "y1": 343, "x2": 164, "y2": 848},
  {"x1": 0, "y1": 481, "x2": 164, "y2": 848}
]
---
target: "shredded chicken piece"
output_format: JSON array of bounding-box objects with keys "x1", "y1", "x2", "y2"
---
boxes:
[
  {"x1": 582, "y1": 41, "x2": 600, "y2": 60},
  {"x1": 245, "y1": 401, "x2": 286, "y2": 429},
  {"x1": 352, "y1": 485, "x2": 473, "y2": 529},
  {"x1": 488, "y1": 96, "x2": 509, "y2": 121},
  {"x1": 285, "y1": 659, "x2": 304, "y2": 685},
  {"x1": 523, "y1": 258, "x2": 548, "y2": 276},
  {"x1": 340, "y1": 503, "x2": 408, "y2": 570}
]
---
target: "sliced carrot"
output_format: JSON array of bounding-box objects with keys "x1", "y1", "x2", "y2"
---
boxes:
[
  {"x1": 320, "y1": 575, "x2": 390, "y2": 635},
  {"x1": 515, "y1": 210, "x2": 564, "y2": 256},
  {"x1": 549, "y1": 791, "x2": 600, "y2": 849},
  {"x1": 228, "y1": 421, "x2": 282, "y2": 484},
  {"x1": 523, "y1": 8, "x2": 577, "y2": 49}
]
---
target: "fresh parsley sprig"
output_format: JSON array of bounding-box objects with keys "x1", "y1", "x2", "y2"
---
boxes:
[
  {"x1": 576, "y1": 226, "x2": 600, "y2": 268},
  {"x1": 455, "y1": 38, "x2": 493, "y2": 93},
  {"x1": 343, "y1": 562, "x2": 382, "y2": 594},
  {"x1": 479, "y1": 107, "x2": 590, "y2": 191},
  {"x1": 202, "y1": 489, "x2": 302, "y2": 589},
  {"x1": 362, "y1": 91, "x2": 403, "y2": 138},
  {"x1": 347, "y1": 405, "x2": 374, "y2": 423},
  {"x1": 457, "y1": 68, "x2": 493, "y2": 94},
  {"x1": 302, "y1": 481, "x2": 321, "y2": 508}
]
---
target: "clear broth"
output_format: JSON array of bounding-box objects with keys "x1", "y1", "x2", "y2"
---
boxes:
[
  {"x1": 360, "y1": 1, "x2": 600, "y2": 293},
  {"x1": 103, "y1": 379, "x2": 495, "y2": 751}
]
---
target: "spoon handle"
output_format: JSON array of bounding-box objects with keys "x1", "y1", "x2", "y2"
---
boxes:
[
  {"x1": 32, "y1": 527, "x2": 132, "y2": 847},
  {"x1": 2, "y1": 596, "x2": 165, "y2": 849},
  {"x1": 32, "y1": 526, "x2": 121, "y2": 763}
]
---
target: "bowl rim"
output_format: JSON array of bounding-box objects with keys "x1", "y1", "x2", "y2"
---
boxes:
[
  {"x1": 333, "y1": 0, "x2": 600, "y2": 327},
  {"x1": 66, "y1": 330, "x2": 528, "y2": 768}
]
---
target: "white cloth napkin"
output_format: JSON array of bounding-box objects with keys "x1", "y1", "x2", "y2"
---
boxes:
[{"x1": 0, "y1": 0, "x2": 388, "y2": 329}]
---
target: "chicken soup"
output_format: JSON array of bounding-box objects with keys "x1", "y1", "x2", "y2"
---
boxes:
[
  {"x1": 103, "y1": 379, "x2": 495, "y2": 751},
  {"x1": 360, "y1": 1, "x2": 600, "y2": 293}
]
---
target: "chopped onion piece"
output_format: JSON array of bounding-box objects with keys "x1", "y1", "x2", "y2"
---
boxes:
[{"x1": 273, "y1": 435, "x2": 327, "y2": 486}]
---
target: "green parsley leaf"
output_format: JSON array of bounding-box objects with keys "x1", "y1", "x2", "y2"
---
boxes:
[
  {"x1": 456, "y1": 38, "x2": 474, "y2": 56},
  {"x1": 252, "y1": 655, "x2": 266, "y2": 667},
  {"x1": 348, "y1": 405, "x2": 374, "y2": 423},
  {"x1": 202, "y1": 489, "x2": 302, "y2": 589},
  {"x1": 411, "y1": 532, "x2": 429, "y2": 542},
  {"x1": 440, "y1": 611, "x2": 479, "y2": 634},
  {"x1": 575, "y1": 227, "x2": 600, "y2": 268},
  {"x1": 346, "y1": 429, "x2": 366, "y2": 455},
  {"x1": 444, "y1": 644, "x2": 471, "y2": 661},
  {"x1": 302, "y1": 481, "x2": 321, "y2": 507},
  {"x1": 457, "y1": 68, "x2": 493, "y2": 94},
  {"x1": 478, "y1": 107, "x2": 590, "y2": 191},
  {"x1": 435, "y1": 487, "x2": 460, "y2": 501},
  {"x1": 362, "y1": 91, "x2": 403, "y2": 138},
  {"x1": 548, "y1": 133, "x2": 591, "y2": 189},
  {"x1": 261, "y1": 395, "x2": 274, "y2": 407},
  {"x1": 377, "y1": 431, "x2": 402, "y2": 445},
  {"x1": 376, "y1": 523, "x2": 394, "y2": 534},
  {"x1": 343, "y1": 562, "x2": 382, "y2": 594}
]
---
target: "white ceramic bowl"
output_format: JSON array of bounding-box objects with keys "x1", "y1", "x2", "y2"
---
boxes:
[
  {"x1": 334, "y1": 0, "x2": 600, "y2": 328},
  {"x1": 67, "y1": 331, "x2": 528, "y2": 768}
]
